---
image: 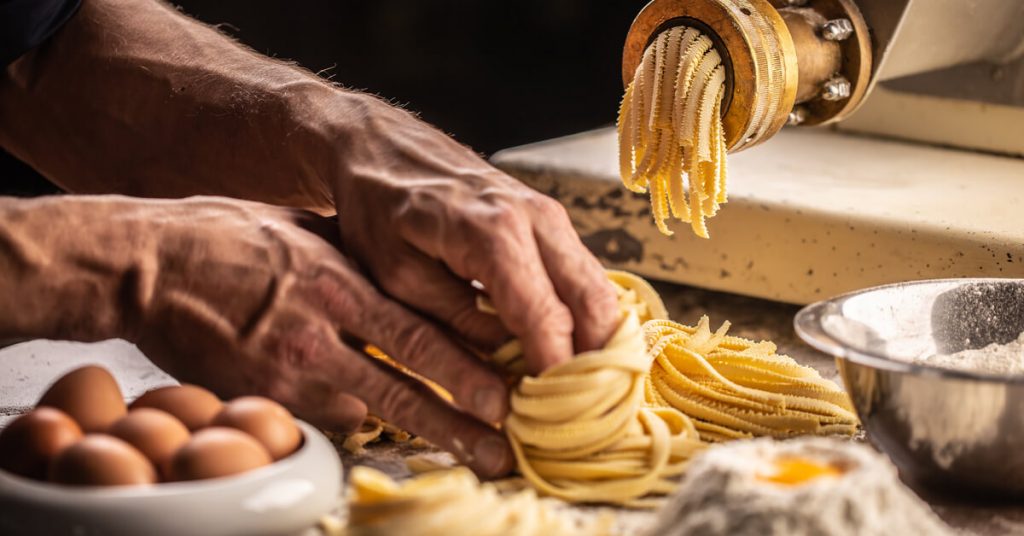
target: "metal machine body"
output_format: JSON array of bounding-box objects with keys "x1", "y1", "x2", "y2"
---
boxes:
[
  {"x1": 842, "y1": 0, "x2": 1024, "y2": 156},
  {"x1": 493, "y1": 0, "x2": 1024, "y2": 304},
  {"x1": 623, "y1": 0, "x2": 1024, "y2": 154}
]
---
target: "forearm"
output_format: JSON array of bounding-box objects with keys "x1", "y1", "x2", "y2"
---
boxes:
[
  {"x1": 0, "y1": 196, "x2": 151, "y2": 344},
  {"x1": 0, "y1": 0, "x2": 354, "y2": 213}
]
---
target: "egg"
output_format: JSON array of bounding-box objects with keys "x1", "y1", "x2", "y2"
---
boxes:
[
  {"x1": 756, "y1": 457, "x2": 845, "y2": 486},
  {"x1": 213, "y1": 397, "x2": 301, "y2": 460},
  {"x1": 0, "y1": 408, "x2": 83, "y2": 480},
  {"x1": 169, "y1": 427, "x2": 271, "y2": 481},
  {"x1": 49, "y1": 435, "x2": 157, "y2": 486},
  {"x1": 38, "y1": 365, "x2": 126, "y2": 433},
  {"x1": 130, "y1": 384, "x2": 223, "y2": 431},
  {"x1": 109, "y1": 408, "x2": 190, "y2": 479}
]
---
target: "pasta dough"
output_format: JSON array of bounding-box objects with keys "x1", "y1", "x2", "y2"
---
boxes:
[{"x1": 618, "y1": 25, "x2": 728, "y2": 238}]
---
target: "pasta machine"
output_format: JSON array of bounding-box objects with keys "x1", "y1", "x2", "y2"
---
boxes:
[{"x1": 493, "y1": 0, "x2": 1024, "y2": 304}]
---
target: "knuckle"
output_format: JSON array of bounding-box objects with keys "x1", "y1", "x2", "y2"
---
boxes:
[
  {"x1": 393, "y1": 321, "x2": 434, "y2": 364},
  {"x1": 581, "y1": 283, "x2": 620, "y2": 323},
  {"x1": 476, "y1": 186, "x2": 507, "y2": 206},
  {"x1": 535, "y1": 297, "x2": 573, "y2": 333},
  {"x1": 307, "y1": 270, "x2": 359, "y2": 318},
  {"x1": 273, "y1": 323, "x2": 330, "y2": 369},
  {"x1": 447, "y1": 301, "x2": 483, "y2": 332},
  {"x1": 527, "y1": 194, "x2": 569, "y2": 222},
  {"x1": 480, "y1": 202, "x2": 524, "y2": 233},
  {"x1": 373, "y1": 380, "x2": 417, "y2": 422},
  {"x1": 376, "y1": 261, "x2": 420, "y2": 300},
  {"x1": 393, "y1": 189, "x2": 431, "y2": 228}
]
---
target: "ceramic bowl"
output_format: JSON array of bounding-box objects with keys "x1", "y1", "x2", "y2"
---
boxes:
[{"x1": 0, "y1": 421, "x2": 341, "y2": 535}]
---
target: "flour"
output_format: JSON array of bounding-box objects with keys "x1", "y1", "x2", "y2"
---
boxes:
[
  {"x1": 913, "y1": 332, "x2": 1024, "y2": 376},
  {"x1": 893, "y1": 331, "x2": 1021, "y2": 469},
  {"x1": 647, "y1": 437, "x2": 952, "y2": 536}
]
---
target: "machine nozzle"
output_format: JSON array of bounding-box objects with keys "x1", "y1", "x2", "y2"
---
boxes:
[{"x1": 623, "y1": 0, "x2": 871, "y2": 151}]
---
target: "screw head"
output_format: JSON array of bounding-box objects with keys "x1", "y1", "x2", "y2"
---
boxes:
[
  {"x1": 787, "y1": 106, "x2": 808, "y2": 126},
  {"x1": 820, "y1": 75, "x2": 851, "y2": 101},
  {"x1": 821, "y1": 18, "x2": 854, "y2": 41}
]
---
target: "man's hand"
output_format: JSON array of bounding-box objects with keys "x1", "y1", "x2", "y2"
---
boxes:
[
  {"x1": 332, "y1": 98, "x2": 621, "y2": 373},
  {"x1": 0, "y1": 0, "x2": 622, "y2": 374},
  {"x1": 0, "y1": 196, "x2": 513, "y2": 477}
]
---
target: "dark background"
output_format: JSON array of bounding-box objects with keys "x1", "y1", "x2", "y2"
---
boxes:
[{"x1": 3, "y1": 0, "x2": 646, "y2": 196}]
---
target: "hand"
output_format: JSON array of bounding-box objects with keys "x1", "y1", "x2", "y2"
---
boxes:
[
  {"x1": 0, "y1": 196, "x2": 513, "y2": 477},
  {"x1": 0, "y1": 0, "x2": 620, "y2": 373},
  {"x1": 332, "y1": 97, "x2": 621, "y2": 374}
]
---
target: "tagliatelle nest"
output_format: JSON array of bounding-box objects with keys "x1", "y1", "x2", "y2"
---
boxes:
[
  {"x1": 341, "y1": 466, "x2": 611, "y2": 536},
  {"x1": 643, "y1": 317, "x2": 859, "y2": 442}
]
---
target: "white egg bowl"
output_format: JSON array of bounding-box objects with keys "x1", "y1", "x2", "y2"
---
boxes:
[{"x1": 0, "y1": 421, "x2": 341, "y2": 536}]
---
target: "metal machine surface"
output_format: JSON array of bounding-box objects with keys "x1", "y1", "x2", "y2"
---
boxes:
[{"x1": 493, "y1": 0, "x2": 1024, "y2": 304}]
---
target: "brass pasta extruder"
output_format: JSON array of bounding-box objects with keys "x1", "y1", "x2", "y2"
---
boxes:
[{"x1": 494, "y1": 0, "x2": 1024, "y2": 305}]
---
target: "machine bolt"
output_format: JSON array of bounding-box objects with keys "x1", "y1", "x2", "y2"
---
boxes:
[
  {"x1": 820, "y1": 75, "x2": 851, "y2": 101},
  {"x1": 787, "y1": 106, "x2": 808, "y2": 126},
  {"x1": 821, "y1": 18, "x2": 854, "y2": 41}
]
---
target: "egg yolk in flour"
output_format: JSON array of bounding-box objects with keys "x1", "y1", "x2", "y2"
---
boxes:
[{"x1": 756, "y1": 457, "x2": 845, "y2": 486}]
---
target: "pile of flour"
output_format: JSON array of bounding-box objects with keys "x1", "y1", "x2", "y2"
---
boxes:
[
  {"x1": 914, "y1": 332, "x2": 1024, "y2": 376},
  {"x1": 647, "y1": 437, "x2": 951, "y2": 536}
]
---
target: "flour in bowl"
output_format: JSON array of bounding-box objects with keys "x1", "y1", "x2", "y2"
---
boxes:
[{"x1": 914, "y1": 332, "x2": 1024, "y2": 376}]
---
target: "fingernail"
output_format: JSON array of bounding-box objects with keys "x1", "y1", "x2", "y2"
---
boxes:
[
  {"x1": 474, "y1": 435, "x2": 512, "y2": 477},
  {"x1": 473, "y1": 387, "x2": 506, "y2": 423}
]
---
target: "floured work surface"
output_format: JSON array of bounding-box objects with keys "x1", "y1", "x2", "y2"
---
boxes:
[{"x1": 324, "y1": 281, "x2": 1024, "y2": 536}]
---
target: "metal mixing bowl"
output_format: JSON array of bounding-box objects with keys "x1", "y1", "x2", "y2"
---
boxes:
[{"x1": 795, "y1": 278, "x2": 1024, "y2": 496}]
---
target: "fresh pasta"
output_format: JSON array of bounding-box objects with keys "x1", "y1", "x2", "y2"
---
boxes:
[
  {"x1": 643, "y1": 316, "x2": 860, "y2": 442},
  {"x1": 504, "y1": 309, "x2": 705, "y2": 507},
  {"x1": 335, "y1": 272, "x2": 858, "y2": 516},
  {"x1": 342, "y1": 466, "x2": 609, "y2": 535},
  {"x1": 500, "y1": 271, "x2": 856, "y2": 506},
  {"x1": 618, "y1": 25, "x2": 728, "y2": 238}
]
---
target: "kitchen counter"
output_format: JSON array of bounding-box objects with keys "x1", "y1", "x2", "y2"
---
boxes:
[{"x1": 2, "y1": 280, "x2": 1022, "y2": 534}]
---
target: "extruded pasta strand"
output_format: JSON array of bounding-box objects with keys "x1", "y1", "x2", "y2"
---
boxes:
[{"x1": 618, "y1": 26, "x2": 728, "y2": 238}]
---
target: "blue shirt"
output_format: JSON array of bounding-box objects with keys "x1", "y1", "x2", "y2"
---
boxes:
[{"x1": 1, "y1": 0, "x2": 81, "y2": 66}]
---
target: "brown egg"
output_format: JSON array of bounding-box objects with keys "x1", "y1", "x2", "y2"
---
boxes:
[
  {"x1": 0, "y1": 408, "x2": 83, "y2": 480},
  {"x1": 169, "y1": 427, "x2": 271, "y2": 481},
  {"x1": 213, "y1": 396, "x2": 302, "y2": 460},
  {"x1": 109, "y1": 408, "x2": 190, "y2": 479},
  {"x1": 38, "y1": 365, "x2": 126, "y2": 433},
  {"x1": 49, "y1": 435, "x2": 157, "y2": 486},
  {"x1": 130, "y1": 384, "x2": 223, "y2": 431}
]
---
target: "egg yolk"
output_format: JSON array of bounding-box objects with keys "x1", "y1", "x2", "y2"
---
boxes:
[{"x1": 756, "y1": 457, "x2": 844, "y2": 485}]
